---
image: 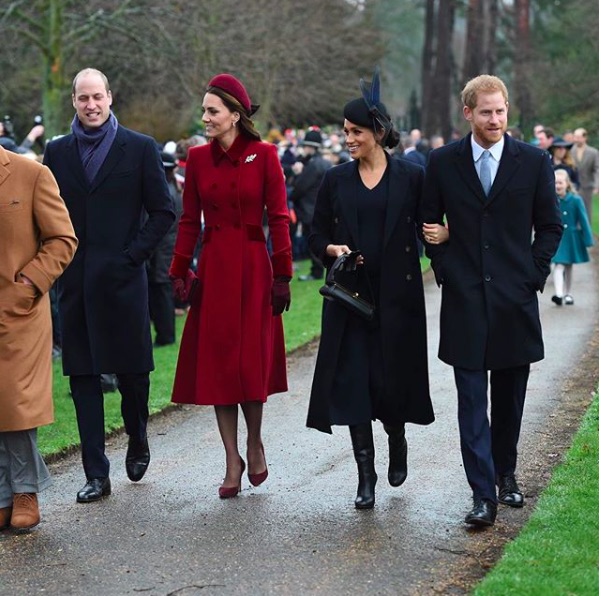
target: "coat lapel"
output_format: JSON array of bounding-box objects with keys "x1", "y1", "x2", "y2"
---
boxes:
[
  {"x1": 383, "y1": 156, "x2": 409, "y2": 247},
  {"x1": 454, "y1": 133, "x2": 520, "y2": 204},
  {"x1": 0, "y1": 146, "x2": 10, "y2": 188},
  {"x1": 63, "y1": 135, "x2": 89, "y2": 190},
  {"x1": 487, "y1": 134, "x2": 520, "y2": 203},
  {"x1": 89, "y1": 126, "x2": 126, "y2": 193},
  {"x1": 336, "y1": 161, "x2": 361, "y2": 248},
  {"x1": 454, "y1": 135, "x2": 487, "y2": 201}
]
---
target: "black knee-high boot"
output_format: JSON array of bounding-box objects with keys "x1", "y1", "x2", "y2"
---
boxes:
[
  {"x1": 349, "y1": 423, "x2": 377, "y2": 509},
  {"x1": 384, "y1": 424, "x2": 407, "y2": 487}
]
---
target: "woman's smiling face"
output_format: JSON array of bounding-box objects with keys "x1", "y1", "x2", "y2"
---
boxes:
[{"x1": 343, "y1": 119, "x2": 378, "y2": 160}]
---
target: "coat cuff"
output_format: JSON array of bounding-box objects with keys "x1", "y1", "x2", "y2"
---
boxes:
[
  {"x1": 271, "y1": 253, "x2": 293, "y2": 279},
  {"x1": 19, "y1": 264, "x2": 50, "y2": 294},
  {"x1": 169, "y1": 253, "x2": 191, "y2": 278}
]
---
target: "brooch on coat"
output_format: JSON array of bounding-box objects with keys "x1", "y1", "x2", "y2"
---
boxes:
[{"x1": 245, "y1": 154, "x2": 257, "y2": 163}]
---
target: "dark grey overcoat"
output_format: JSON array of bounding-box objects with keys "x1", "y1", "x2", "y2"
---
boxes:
[
  {"x1": 420, "y1": 133, "x2": 563, "y2": 370},
  {"x1": 44, "y1": 125, "x2": 174, "y2": 375},
  {"x1": 307, "y1": 155, "x2": 435, "y2": 433}
]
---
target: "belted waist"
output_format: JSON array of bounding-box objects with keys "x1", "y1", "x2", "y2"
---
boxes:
[{"x1": 203, "y1": 223, "x2": 266, "y2": 244}]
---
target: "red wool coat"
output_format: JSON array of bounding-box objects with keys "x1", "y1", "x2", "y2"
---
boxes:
[{"x1": 170, "y1": 134, "x2": 292, "y2": 405}]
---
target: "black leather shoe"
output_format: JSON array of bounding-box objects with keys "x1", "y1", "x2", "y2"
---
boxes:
[
  {"x1": 126, "y1": 436, "x2": 150, "y2": 482},
  {"x1": 551, "y1": 295, "x2": 563, "y2": 306},
  {"x1": 465, "y1": 498, "x2": 497, "y2": 527},
  {"x1": 77, "y1": 477, "x2": 111, "y2": 503},
  {"x1": 498, "y1": 474, "x2": 524, "y2": 507}
]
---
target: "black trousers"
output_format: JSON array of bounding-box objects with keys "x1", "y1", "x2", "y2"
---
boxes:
[
  {"x1": 148, "y1": 281, "x2": 175, "y2": 345},
  {"x1": 453, "y1": 365, "x2": 530, "y2": 502},
  {"x1": 70, "y1": 373, "x2": 150, "y2": 479}
]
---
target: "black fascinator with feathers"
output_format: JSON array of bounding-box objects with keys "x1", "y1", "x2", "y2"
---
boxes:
[
  {"x1": 344, "y1": 66, "x2": 397, "y2": 148},
  {"x1": 359, "y1": 66, "x2": 393, "y2": 138}
]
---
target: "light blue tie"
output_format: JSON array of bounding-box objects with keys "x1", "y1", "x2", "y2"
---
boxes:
[{"x1": 479, "y1": 150, "x2": 492, "y2": 196}]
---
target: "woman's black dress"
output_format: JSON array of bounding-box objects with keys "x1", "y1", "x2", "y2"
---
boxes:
[{"x1": 329, "y1": 167, "x2": 389, "y2": 426}]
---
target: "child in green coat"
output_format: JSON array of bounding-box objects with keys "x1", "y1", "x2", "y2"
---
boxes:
[{"x1": 551, "y1": 169, "x2": 594, "y2": 305}]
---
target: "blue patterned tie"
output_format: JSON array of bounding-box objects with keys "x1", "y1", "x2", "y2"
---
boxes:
[{"x1": 479, "y1": 150, "x2": 492, "y2": 196}]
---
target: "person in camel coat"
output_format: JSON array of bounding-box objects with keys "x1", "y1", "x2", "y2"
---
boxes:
[{"x1": 0, "y1": 145, "x2": 77, "y2": 532}]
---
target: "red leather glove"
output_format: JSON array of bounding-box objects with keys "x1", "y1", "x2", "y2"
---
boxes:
[
  {"x1": 171, "y1": 269, "x2": 198, "y2": 303},
  {"x1": 271, "y1": 277, "x2": 291, "y2": 315}
]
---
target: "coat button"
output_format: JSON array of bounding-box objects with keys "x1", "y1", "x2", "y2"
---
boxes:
[
  {"x1": 485, "y1": 275, "x2": 491, "y2": 281},
  {"x1": 215, "y1": 224, "x2": 221, "y2": 230},
  {"x1": 484, "y1": 243, "x2": 490, "y2": 249},
  {"x1": 563, "y1": 223, "x2": 568, "y2": 228},
  {"x1": 234, "y1": 223, "x2": 241, "y2": 229},
  {"x1": 231, "y1": 183, "x2": 236, "y2": 189},
  {"x1": 406, "y1": 216, "x2": 412, "y2": 223},
  {"x1": 405, "y1": 245, "x2": 411, "y2": 252},
  {"x1": 212, "y1": 203, "x2": 218, "y2": 210},
  {"x1": 406, "y1": 274, "x2": 412, "y2": 281},
  {"x1": 211, "y1": 183, "x2": 217, "y2": 189}
]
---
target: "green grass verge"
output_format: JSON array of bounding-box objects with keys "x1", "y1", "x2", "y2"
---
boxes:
[{"x1": 474, "y1": 395, "x2": 599, "y2": 596}]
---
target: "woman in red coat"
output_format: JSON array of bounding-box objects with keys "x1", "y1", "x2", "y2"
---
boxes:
[{"x1": 169, "y1": 74, "x2": 292, "y2": 498}]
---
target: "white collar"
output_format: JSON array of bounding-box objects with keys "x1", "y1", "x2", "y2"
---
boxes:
[{"x1": 471, "y1": 135, "x2": 504, "y2": 162}]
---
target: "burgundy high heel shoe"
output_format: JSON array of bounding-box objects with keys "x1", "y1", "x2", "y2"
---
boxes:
[
  {"x1": 219, "y1": 458, "x2": 245, "y2": 499},
  {"x1": 248, "y1": 444, "x2": 268, "y2": 487}
]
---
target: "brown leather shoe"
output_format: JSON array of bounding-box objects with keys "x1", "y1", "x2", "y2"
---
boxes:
[
  {"x1": 0, "y1": 506, "x2": 12, "y2": 531},
  {"x1": 10, "y1": 493, "x2": 40, "y2": 532}
]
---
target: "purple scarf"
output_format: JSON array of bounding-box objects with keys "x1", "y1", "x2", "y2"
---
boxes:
[{"x1": 71, "y1": 111, "x2": 118, "y2": 184}]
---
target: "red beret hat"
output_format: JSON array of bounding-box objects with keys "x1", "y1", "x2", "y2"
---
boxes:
[{"x1": 207, "y1": 73, "x2": 252, "y2": 114}]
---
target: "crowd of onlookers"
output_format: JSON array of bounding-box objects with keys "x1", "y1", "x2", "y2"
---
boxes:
[{"x1": 2, "y1": 113, "x2": 597, "y2": 336}]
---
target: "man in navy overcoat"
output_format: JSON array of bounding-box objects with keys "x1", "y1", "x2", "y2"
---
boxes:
[
  {"x1": 420, "y1": 75, "x2": 562, "y2": 527},
  {"x1": 44, "y1": 68, "x2": 174, "y2": 503}
]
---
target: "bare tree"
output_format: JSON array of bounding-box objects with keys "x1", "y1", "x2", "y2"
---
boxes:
[
  {"x1": 513, "y1": 0, "x2": 533, "y2": 131},
  {"x1": 1, "y1": 0, "x2": 148, "y2": 137},
  {"x1": 421, "y1": 0, "x2": 436, "y2": 135},
  {"x1": 463, "y1": 0, "x2": 499, "y2": 82},
  {"x1": 420, "y1": 0, "x2": 458, "y2": 139}
]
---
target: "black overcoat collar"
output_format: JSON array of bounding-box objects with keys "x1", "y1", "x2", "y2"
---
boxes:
[
  {"x1": 454, "y1": 133, "x2": 521, "y2": 204},
  {"x1": 63, "y1": 125, "x2": 128, "y2": 192},
  {"x1": 333, "y1": 153, "x2": 410, "y2": 249}
]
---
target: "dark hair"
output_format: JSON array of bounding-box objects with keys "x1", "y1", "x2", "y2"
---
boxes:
[
  {"x1": 206, "y1": 86, "x2": 261, "y2": 141},
  {"x1": 383, "y1": 128, "x2": 400, "y2": 149},
  {"x1": 343, "y1": 96, "x2": 399, "y2": 149}
]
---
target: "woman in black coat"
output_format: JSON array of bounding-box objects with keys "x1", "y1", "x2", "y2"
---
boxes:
[{"x1": 307, "y1": 72, "x2": 434, "y2": 509}]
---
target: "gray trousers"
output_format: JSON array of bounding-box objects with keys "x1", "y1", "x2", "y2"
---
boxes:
[{"x1": 0, "y1": 429, "x2": 52, "y2": 508}]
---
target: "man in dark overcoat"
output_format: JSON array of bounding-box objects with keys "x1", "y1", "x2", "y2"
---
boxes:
[
  {"x1": 44, "y1": 68, "x2": 174, "y2": 503},
  {"x1": 420, "y1": 75, "x2": 562, "y2": 527},
  {"x1": 290, "y1": 128, "x2": 332, "y2": 281},
  {"x1": 147, "y1": 152, "x2": 183, "y2": 346}
]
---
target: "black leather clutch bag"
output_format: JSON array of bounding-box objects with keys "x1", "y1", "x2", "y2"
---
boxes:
[{"x1": 319, "y1": 253, "x2": 375, "y2": 321}]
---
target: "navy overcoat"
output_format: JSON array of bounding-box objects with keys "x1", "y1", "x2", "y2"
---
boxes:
[
  {"x1": 44, "y1": 125, "x2": 174, "y2": 375},
  {"x1": 420, "y1": 133, "x2": 563, "y2": 370}
]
